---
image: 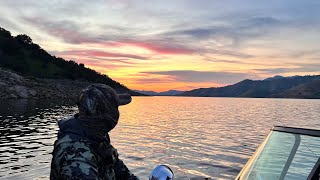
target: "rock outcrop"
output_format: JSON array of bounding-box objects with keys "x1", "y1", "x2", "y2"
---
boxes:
[{"x1": 0, "y1": 68, "x2": 92, "y2": 99}]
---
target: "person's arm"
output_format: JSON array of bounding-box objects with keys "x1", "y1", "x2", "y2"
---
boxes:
[
  {"x1": 50, "y1": 135, "x2": 99, "y2": 180},
  {"x1": 114, "y1": 158, "x2": 139, "y2": 180}
]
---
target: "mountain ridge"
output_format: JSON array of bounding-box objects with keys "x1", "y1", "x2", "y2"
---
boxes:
[{"x1": 179, "y1": 75, "x2": 320, "y2": 99}]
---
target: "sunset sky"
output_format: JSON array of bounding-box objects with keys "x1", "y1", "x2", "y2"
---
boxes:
[{"x1": 1, "y1": 0, "x2": 320, "y2": 92}]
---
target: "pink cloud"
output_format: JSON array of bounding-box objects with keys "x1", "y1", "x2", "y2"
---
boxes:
[
  {"x1": 88, "y1": 57, "x2": 140, "y2": 65},
  {"x1": 84, "y1": 61, "x2": 134, "y2": 70},
  {"x1": 57, "y1": 50, "x2": 148, "y2": 60},
  {"x1": 83, "y1": 40, "x2": 196, "y2": 55},
  {"x1": 23, "y1": 17, "x2": 96, "y2": 44},
  {"x1": 122, "y1": 41, "x2": 195, "y2": 55},
  {"x1": 100, "y1": 40, "x2": 196, "y2": 55},
  {"x1": 57, "y1": 55, "x2": 135, "y2": 70},
  {"x1": 47, "y1": 28, "x2": 95, "y2": 44},
  {"x1": 24, "y1": 17, "x2": 196, "y2": 55}
]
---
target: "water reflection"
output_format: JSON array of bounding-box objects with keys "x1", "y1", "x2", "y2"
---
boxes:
[
  {"x1": 0, "y1": 99, "x2": 77, "y2": 179},
  {"x1": 0, "y1": 97, "x2": 320, "y2": 179}
]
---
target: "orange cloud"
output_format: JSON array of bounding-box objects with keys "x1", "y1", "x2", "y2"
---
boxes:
[{"x1": 131, "y1": 81, "x2": 223, "y2": 92}]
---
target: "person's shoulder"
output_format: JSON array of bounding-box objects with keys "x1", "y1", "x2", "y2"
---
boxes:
[
  {"x1": 58, "y1": 115, "x2": 76, "y2": 127},
  {"x1": 51, "y1": 135, "x2": 99, "y2": 179},
  {"x1": 54, "y1": 134, "x2": 93, "y2": 156},
  {"x1": 57, "y1": 114, "x2": 86, "y2": 136},
  {"x1": 52, "y1": 132, "x2": 96, "y2": 169},
  {"x1": 54, "y1": 114, "x2": 91, "y2": 152}
]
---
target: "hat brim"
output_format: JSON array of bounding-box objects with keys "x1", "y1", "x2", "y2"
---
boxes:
[{"x1": 118, "y1": 94, "x2": 132, "y2": 106}]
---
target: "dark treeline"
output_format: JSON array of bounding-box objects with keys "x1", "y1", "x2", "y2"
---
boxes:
[{"x1": 0, "y1": 27, "x2": 133, "y2": 93}]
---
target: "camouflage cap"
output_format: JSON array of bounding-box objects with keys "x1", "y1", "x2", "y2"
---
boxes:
[{"x1": 77, "y1": 84, "x2": 131, "y2": 117}]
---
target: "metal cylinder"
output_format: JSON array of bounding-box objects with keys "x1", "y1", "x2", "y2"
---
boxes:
[{"x1": 149, "y1": 165, "x2": 174, "y2": 180}]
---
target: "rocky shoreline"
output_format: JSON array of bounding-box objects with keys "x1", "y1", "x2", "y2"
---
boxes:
[{"x1": 0, "y1": 68, "x2": 113, "y2": 99}]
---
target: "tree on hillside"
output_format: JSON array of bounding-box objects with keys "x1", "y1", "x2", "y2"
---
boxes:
[
  {"x1": 15, "y1": 34, "x2": 33, "y2": 44},
  {"x1": 0, "y1": 27, "x2": 11, "y2": 37},
  {"x1": 0, "y1": 26, "x2": 132, "y2": 93}
]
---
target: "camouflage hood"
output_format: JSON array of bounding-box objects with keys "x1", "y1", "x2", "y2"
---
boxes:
[{"x1": 76, "y1": 84, "x2": 131, "y2": 136}]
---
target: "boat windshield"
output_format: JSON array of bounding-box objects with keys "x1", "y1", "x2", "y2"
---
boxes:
[{"x1": 237, "y1": 126, "x2": 320, "y2": 180}]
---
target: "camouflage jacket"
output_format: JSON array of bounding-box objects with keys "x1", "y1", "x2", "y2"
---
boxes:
[{"x1": 50, "y1": 116, "x2": 139, "y2": 180}]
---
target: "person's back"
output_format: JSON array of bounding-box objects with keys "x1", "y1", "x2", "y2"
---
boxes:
[{"x1": 50, "y1": 84, "x2": 138, "y2": 180}]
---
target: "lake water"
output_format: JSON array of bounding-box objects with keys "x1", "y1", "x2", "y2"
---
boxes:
[{"x1": 0, "y1": 97, "x2": 320, "y2": 179}]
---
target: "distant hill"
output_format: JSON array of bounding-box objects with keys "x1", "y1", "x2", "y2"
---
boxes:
[
  {"x1": 134, "y1": 89, "x2": 185, "y2": 96},
  {"x1": 179, "y1": 75, "x2": 320, "y2": 99},
  {"x1": 271, "y1": 79, "x2": 320, "y2": 98},
  {"x1": 159, "y1": 90, "x2": 185, "y2": 96},
  {"x1": 0, "y1": 27, "x2": 141, "y2": 95},
  {"x1": 133, "y1": 90, "x2": 158, "y2": 96},
  {"x1": 264, "y1": 75, "x2": 284, "y2": 81}
]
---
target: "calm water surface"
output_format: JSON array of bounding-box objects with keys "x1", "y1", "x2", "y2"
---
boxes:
[{"x1": 0, "y1": 97, "x2": 320, "y2": 179}]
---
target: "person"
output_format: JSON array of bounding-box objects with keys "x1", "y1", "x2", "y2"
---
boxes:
[{"x1": 50, "y1": 84, "x2": 139, "y2": 180}]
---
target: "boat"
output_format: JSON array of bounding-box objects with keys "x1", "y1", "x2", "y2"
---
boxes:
[
  {"x1": 236, "y1": 126, "x2": 320, "y2": 180},
  {"x1": 150, "y1": 126, "x2": 320, "y2": 180}
]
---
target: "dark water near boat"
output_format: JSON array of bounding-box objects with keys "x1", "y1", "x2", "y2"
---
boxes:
[{"x1": 0, "y1": 97, "x2": 320, "y2": 179}]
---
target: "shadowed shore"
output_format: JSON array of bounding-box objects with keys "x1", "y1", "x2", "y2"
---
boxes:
[{"x1": 0, "y1": 68, "x2": 142, "y2": 100}]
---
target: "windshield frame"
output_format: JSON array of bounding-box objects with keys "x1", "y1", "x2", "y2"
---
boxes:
[
  {"x1": 273, "y1": 126, "x2": 320, "y2": 137},
  {"x1": 236, "y1": 126, "x2": 320, "y2": 180}
]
